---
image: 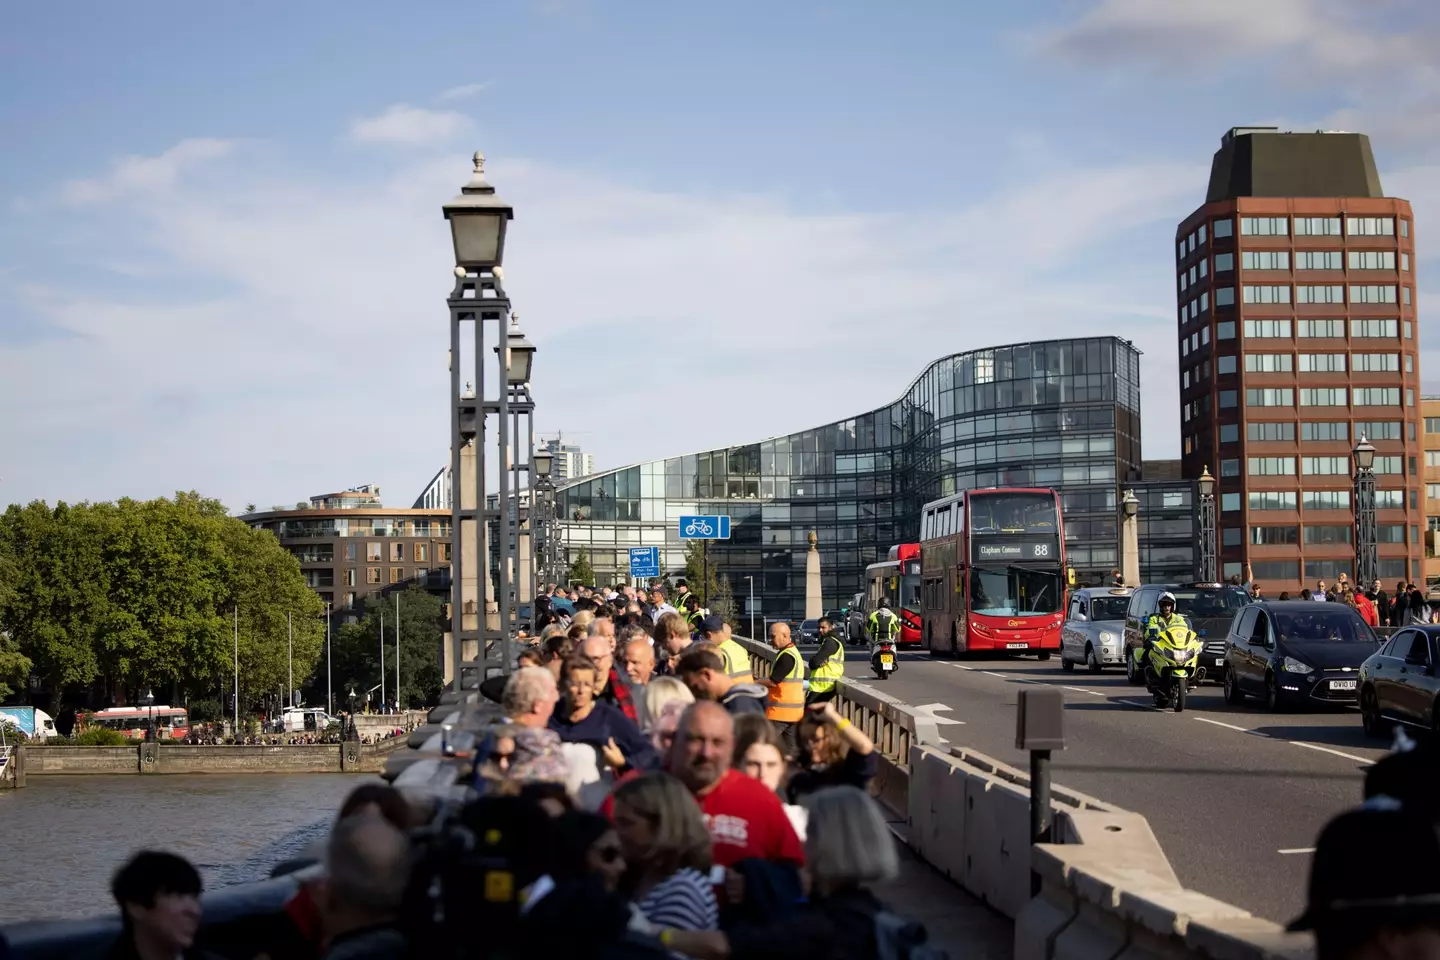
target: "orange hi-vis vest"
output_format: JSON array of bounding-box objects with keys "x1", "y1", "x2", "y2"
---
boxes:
[{"x1": 765, "y1": 645, "x2": 805, "y2": 724}]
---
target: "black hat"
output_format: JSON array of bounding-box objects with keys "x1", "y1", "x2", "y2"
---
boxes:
[
  {"x1": 700, "y1": 615, "x2": 725, "y2": 635},
  {"x1": 1364, "y1": 737, "x2": 1440, "y2": 821},
  {"x1": 1288, "y1": 807, "x2": 1440, "y2": 931}
]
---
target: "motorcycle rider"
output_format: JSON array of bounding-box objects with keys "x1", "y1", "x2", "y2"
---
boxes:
[
  {"x1": 1137, "y1": 592, "x2": 1188, "y2": 680},
  {"x1": 867, "y1": 598, "x2": 900, "y2": 648}
]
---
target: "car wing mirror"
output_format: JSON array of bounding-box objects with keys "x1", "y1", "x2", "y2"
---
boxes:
[{"x1": 1073, "y1": 613, "x2": 1087, "y2": 622}]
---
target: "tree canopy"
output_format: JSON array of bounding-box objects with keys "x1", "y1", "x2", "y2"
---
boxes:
[{"x1": 318, "y1": 585, "x2": 444, "y2": 711}]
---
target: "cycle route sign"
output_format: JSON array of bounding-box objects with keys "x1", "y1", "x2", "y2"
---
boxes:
[
  {"x1": 628, "y1": 547, "x2": 660, "y2": 579},
  {"x1": 678, "y1": 515, "x2": 731, "y2": 540}
]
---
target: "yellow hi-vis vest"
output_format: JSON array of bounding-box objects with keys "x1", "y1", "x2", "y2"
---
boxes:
[
  {"x1": 717, "y1": 638, "x2": 753, "y2": 683},
  {"x1": 765, "y1": 645, "x2": 806, "y2": 724},
  {"x1": 807, "y1": 636, "x2": 845, "y2": 695}
]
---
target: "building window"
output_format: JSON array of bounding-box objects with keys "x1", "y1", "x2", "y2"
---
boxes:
[
  {"x1": 1352, "y1": 354, "x2": 1399, "y2": 372},
  {"x1": 1243, "y1": 285, "x2": 1291, "y2": 304},
  {"x1": 1220, "y1": 424, "x2": 1239, "y2": 443},
  {"x1": 1178, "y1": 240, "x2": 1187, "y2": 260},
  {"x1": 415, "y1": 543, "x2": 428, "y2": 562},
  {"x1": 1295, "y1": 285, "x2": 1345, "y2": 304},
  {"x1": 1377, "y1": 525, "x2": 1406, "y2": 544},
  {"x1": 1242, "y1": 251, "x2": 1291, "y2": 270},
  {"x1": 1189, "y1": 232, "x2": 1197, "y2": 253},
  {"x1": 1221, "y1": 492, "x2": 1241, "y2": 512},
  {"x1": 1346, "y1": 216, "x2": 1395, "y2": 236},
  {"x1": 1246, "y1": 354, "x2": 1293, "y2": 373},
  {"x1": 1297, "y1": 354, "x2": 1346, "y2": 373},
  {"x1": 1200, "y1": 259, "x2": 1209, "y2": 278},
  {"x1": 1377, "y1": 490, "x2": 1405, "y2": 509},
  {"x1": 1350, "y1": 285, "x2": 1398, "y2": 304},
  {"x1": 1304, "y1": 525, "x2": 1352, "y2": 545},
  {"x1": 1355, "y1": 421, "x2": 1401, "y2": 441},
  {"x1": 390, "y1": 542, "x2": 405, "y2": 562},
  {"x1": 344, "y1": 592, "x2": 357, "y2": 609},
  {"x1": 1253, "y1": 560, "x2": 1300, "y2": 580},
  {"x1": 437, "y1": 543, "x2": 451, "y2": 562},
  {"x1": 1373, "y1": 456, "x2": 1403, "y2": 474},
  {"x1": 1251, "y1": 525, "x2": 1299, "y2": 545},
  {"x1": 1301, "y1": 422, "x2": 1348, "y2": 442},
  {"x1": 1246, "y1": 388, "x2": 1294, "y2": 407},
  {"x1": 1407, "y1": 355, "x2": 1414, "y2": 373},
  {"x1": 1249, "y1": 457, "x2": 1296, "y2": 476},
  {"x1": 366, "y1": 567, "x2": 381, "y2": 584},
  {"x1": 1299, "y1": 388, "x2": 1348, "y2": 407},
  {"x1": 1403, "y1": 286, "x2": 1412, "y2": 306},
  {"x1": 390, "y1": 567, "x2": 404, "y2": 584},
  {"x1": 367, "y1": 542, "x2": 382, "y2": 562},
  {"x1": 1214, "y1": 218, "x2": 1233, "y2": 238},
  {"x1": 1351, "y1": 318, "x2": 1398, "y2": 338},
  {"x1": 1250, "y1": 491, "x2": 1298, "y2": 510},
  {"x1": 1294, "y1": 217, "x2": 1341, "y2": 236},
  {"x1": 1214, "y1": 253, "x2": 1234, "y2": 272},
  {"x1": 1294, "y1": 250, "x2": 1343, "y2": 270},
  {"x1": 345, "y1": 542, "x2": 358, "y2": 562},
  {"x1": 1353, "y1": 387, "x2": 1400, "y2": 406},
  {"x1": 1302, "y1": 490, "x2": 1350, "y2": 510},
  {"x1": 1201, "y1": 291, "x2": 1209, "y2": 311},
  {"x1": 1401, "y1": 219, "x2": 1410, "y2": 238},
  {"x1": 1349, "y1": 251, "x2": 1396, "y2": 270},
  {"x1": 1221, "y1": 458, "x2": 1240, "y2": 477},
  {"x1": 1244, "y1": 319, "x2": 1291, "y2": 338},
  {"x1": 1202, "y1": 326, "x2": 1210, "y2": 345},
  {"x1": 1302, "y1": 457, "x2": 1349, "y2": 475},
  {"x1": 1199, "y1": 224, "x2": 1207, "y2": 244},
  {"x1": 1428, "y1": 484, "x2": 1440, "y2": 499},
  {"x1": 1426, "y1": 418, "x2": 1440, "y2": 434},
  {"x1": 344, "y1": 568, "x2": 357, "y2": 587},
  {"x1": 1404, "y1": 320, "x2": 1413, "y2": 339},
  {"x1": 1401, "y1": 252, "x2": 1411, "y2": 272},
  {"x1": 1222, "y1": 527, "x2": 1242, "y2": 547},
  {"x1": 1217, "y1": 321, "x2": 1236, "y2": 339},
  {"x1": 1217, "y1": 355, "x2": 1236, "y2": 374},
  {"x1": 1249, "y1": 422, "x2": 1295, "y2": 442},
  {"x1": 1297, "y1": 319, "x2": 1345, "y2": 338},
  {"x1": 1241, "y1": 217, "x2": 1288, "y2": 236},
  {"x1": 1219, "y1": 390, "x2": 1237, "y2": 408},
  {"x1": 1215, "y1": 287, "x2": 1235, "y2": 307}
]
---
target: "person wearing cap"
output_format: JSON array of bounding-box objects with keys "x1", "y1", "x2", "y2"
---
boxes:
[
  {"x1": 1290, "y1": 806, "x2": 1440, "y2": 960},
  {"x1": 699, "y1": 614, "x2": 752, "y2": 684}
]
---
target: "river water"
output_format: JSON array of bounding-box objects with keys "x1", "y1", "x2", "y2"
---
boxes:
[{"x1": 0, "y1": 774, "x2": 371, "y2": 924}]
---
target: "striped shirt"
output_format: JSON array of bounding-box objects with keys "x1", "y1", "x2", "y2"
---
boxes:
[{"x1": 635, "y1": 868, "x2": 719, "y2": 931}]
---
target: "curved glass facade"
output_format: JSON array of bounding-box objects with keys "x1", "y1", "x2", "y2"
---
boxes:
[{"x1": 555, "y1": 337, "x2": 1143, "y2": 620}]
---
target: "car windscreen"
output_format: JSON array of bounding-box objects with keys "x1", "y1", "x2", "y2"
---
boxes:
[
  {"x1": 800, "y1": 620, "x2": 819, "y2": 630},
  {"x1": 1171, "y1": 588, "x2": 1249, "y2": 618},
  {"x1": 1088, "y1": 597, "x2": 1130, "y2": 620},
  {"x1": 1272, "y1": 609, "x2": 1375, "y2": 643}
]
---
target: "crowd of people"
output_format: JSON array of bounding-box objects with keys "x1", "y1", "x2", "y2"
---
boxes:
[{"x1": 1237, "y1": 569, "x2": 1439, "y2": 628}]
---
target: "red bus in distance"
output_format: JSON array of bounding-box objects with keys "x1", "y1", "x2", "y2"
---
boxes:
[
  {"x1": 918, "y1": 488, "x2": 1066, "y2": 658},
  {"x1": 862, "y1": 543, "x2": 921, "y2": 646}
]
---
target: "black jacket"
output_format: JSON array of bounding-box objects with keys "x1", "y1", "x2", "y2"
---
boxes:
[{"x1": 726, "y1": 887, "x2": 886, "y2": 960}]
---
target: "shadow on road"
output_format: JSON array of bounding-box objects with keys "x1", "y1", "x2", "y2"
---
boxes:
[
  {"x1": 1052, "y1": 761, "x2": 1362, "y2": 781},
  {"x1": 1247, "y1": 724, "x2": 1380, "y2": 751}
]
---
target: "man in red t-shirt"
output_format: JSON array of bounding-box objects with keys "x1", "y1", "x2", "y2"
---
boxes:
[{"x1": 667, "y1": 701, "x2": 804, "y2": 869}]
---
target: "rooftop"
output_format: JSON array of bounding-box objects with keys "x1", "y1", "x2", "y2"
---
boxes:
[{"x1": 1206, "y1": 127, "x2": 1383, "y2": 202}]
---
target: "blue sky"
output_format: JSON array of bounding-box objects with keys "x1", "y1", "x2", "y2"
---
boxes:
[{"x1": 3, "y1": 0, "x2": 1439, "y2": 511}]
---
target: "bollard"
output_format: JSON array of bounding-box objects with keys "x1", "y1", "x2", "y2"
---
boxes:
[{"x1": 1016, "y1": 688, "x2": 1066, "y2": 897}]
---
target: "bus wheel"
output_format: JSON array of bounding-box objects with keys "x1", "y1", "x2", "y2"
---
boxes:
[{"x1": 1037, "y1": 651, "x2": 1052, "y2": 661}]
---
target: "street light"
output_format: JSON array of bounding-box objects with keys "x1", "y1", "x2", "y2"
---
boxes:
[
  {"x1": 1353, "y1": 435, "x2": 1378, "y2": 587},
  {"x1": 442, "y1": 152, "x2": 513, "y2": 270},
  {"x1": 1121, "y1": 490, "x2": 1139, "y2": 519},
  {"x1": 533, "y1": 450, "x2": 553, "y2": 479},
  {"x1": 141, "y1": 688, "x2": 156, "y2": 743},
  {"x1": 1120, "y1": 490, "x2": 1140, "y2": 588},
  {"x1": 495, "y1": 314, "x2": 536, "y2": 386},
  {"x1": 1197, "y1": 465, "x2": 1217, "y2": 583}
]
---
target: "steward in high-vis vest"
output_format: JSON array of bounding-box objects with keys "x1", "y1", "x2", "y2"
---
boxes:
[
  {"x1": 764, "y1": 622, "x2": 806, "y2": 728},
  {"x1": 701, "y1": 615, "x2": 753, "y2": 683},
  {"x1": 806, "y1": 615, "x2": 845, "y2": 704}
]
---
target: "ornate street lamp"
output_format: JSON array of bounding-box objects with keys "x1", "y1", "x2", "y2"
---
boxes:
[
  {"x1": 442, "y1": 153, "x2": 513, "y2": 270},
  {"x1": 496, "y1": 314, "x2": 536, "y2": 386},
  {"x1": 1197, "y1": 465, "x2": 1217, "y2": 582},
  {"x1": 141, "y1": 688, "x2": 156, "y2": 743},
  {"x1": 1353, "y1": 435, "x2": 1378, "y2": 588}
]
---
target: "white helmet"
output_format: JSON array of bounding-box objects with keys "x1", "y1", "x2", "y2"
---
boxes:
[{"x1": 1159, "y1": 592, "x2": 1177, "y2": 606}]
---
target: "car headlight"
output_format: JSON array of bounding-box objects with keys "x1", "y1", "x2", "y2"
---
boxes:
[
  {"x1": 1281, "y1": 657, "x2": 1313, "y2": 674},
  {"x1": 1098, "y1": 631, "x2": 1119, "y2": 644}
]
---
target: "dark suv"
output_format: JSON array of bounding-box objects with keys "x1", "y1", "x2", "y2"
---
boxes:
[
  {"x1": 1222, "y1": 600, "x2": 1381, "y2": 711},
  {"x1": 1123, "y1": 582, "x2": 1251, "y2": 685}
]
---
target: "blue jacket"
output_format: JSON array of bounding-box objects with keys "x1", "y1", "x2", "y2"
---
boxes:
[{"x1": 548, "y1": 700, "x2": 659, "y2": 771}]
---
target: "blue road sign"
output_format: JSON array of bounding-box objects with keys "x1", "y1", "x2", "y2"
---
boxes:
[
  {"x1": 628, "y1": 546, "x2": 660, "y2": 579},
  {"x1": 678, "y1": 515, "x2": 731, "y2": 540}
]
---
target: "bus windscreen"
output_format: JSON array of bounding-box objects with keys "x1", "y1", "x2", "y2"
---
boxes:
[{"x1": 970, "y1": 565, "x2": 1064, "y2": 617}]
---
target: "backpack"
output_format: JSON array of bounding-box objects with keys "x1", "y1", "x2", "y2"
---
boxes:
[{"x1": 875, "y1": 910, "x2": 948, "y2": 960}]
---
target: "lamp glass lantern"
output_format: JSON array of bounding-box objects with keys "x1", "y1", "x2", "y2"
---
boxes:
[
  {"x1": 443, "y1": 153, "x2": 513, "y2": 270},
  {"x1": 495, "y1": 318, "x2": 536, "y2": 385},
  {"x1": 1121, "y1": 490, "x2": 1139, "y2": 518},
  {"x1": 1353, "y1": 435, "x2": 1376, "y2": 472},
  {"x1": 1197, "y1": 465, "x2": 1215, "y2": 499},
  {"x1": 533, "y1": 450, "x2": 553, "y2": 478}
]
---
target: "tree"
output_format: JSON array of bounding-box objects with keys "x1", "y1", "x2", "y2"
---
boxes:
[
  {"x1": 0, "y1": 634, "x2": 31, "y2": 702},
  {"x1": 322, "y1": 586, "x2": 445, "y2": 709},
  {"x1": 567, "y1": 548, "x2": 595, "y2": 587},
  {"x1": 682, "y1": 541, "x2": 726, "y2": 608},
  {"x1": 243, "y1": 503, "x2": 257, "y2": 515}
]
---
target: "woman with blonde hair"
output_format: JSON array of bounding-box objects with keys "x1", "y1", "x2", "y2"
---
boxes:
[
  {"x1": 611, "y1": 772, "x2": 718, "y2": 932},
  {"x1": 641, "y1": 676, "x2": 694, "y2": 735}
]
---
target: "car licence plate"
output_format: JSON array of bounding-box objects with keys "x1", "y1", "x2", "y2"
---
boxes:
[
  {"x1": 1006, "y1": 642, "x2": 1028, "y2": 649},
  {"x1": 880, "y1": 654, "x2": 894, "y2": 664},
  {"x1": 1215, "y1": 658, "x2": 1225, "y2": 667},
  {"x1": 1331, "y1": 680, "x2": 1357, "y2": 691}
]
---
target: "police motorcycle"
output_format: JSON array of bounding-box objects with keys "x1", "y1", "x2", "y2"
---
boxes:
[
  {"x1": 1132, "y1": 621, "x2": 1204, "y2": 712},
  {"x1": 870, "y1": 602, "x2": 899, "y2": 680}
]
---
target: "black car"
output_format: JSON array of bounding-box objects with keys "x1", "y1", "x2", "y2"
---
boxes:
[
  {"x1": 1221, "y1": 600, "x2": 1381, "y2": 710},
  {"x1": 1359, "y1": 626, "x2": 1440, "y2": 737}
]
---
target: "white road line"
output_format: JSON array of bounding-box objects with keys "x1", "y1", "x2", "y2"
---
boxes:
[
  {"x1": 981, "y1": 671, "x2": 1008, "y2": 678},
  {"x1": 1062, "y1": 685, "x2": 1099, "y2": 695},
  {"x1": 1193, "y1": 717, "x2": 1256, "y2": 734},
  {"x1": 1289, "y1": 741, "x2": 1374, "y2": 764},
  {"x1": 1115, "y1": 698, "x2": 1161, "y2": 711},
  {"x1": 1278, "y1": 848, "x2": 1316, "y2": 855},
  {"x1": 952, "y1": 664, "x2": 975, "y2": 671}
]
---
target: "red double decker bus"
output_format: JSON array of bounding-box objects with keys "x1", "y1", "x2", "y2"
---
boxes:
[
  {"x1": 862, "y1": 544, "x2": 921, "y2": 646},
  {"x1": 919, "y1": 487, "x2": 1066, "y2": 658}
]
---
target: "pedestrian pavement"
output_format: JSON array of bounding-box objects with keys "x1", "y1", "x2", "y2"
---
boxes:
[{"x1": 884, "y1": 836, "x2": 1014, "y2": 959}]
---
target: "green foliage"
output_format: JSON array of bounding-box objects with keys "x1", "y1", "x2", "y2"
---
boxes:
[
  {"x1": 0, "y1": 493, "x2": 324, "y2": 717},
  {"x1": 0, "y1": 633, "x2": 32, "y2": 703},
  {"x1": 74, "y1": 728, "x2": 129, "y2": 746},
  {"x1": 189, "y1": 699, "x2": 222, "y2": 723},
  {"x1": 0, "y1": 724, "x2": 28, "y2": 745},
  {"x1": 682, "y1": 542, "x2": 725, "y2": 607},
  {"x1": 321, "y1": 585, "x2": 444, "y2": 709},
  {"x1": 567, "y1": 548, "x2": 595, "y2": 588}
]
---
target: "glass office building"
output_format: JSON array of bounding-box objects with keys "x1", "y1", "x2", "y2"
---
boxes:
[{"x1": 554, "y1": 336, "x2": 1144, "y2": 620}]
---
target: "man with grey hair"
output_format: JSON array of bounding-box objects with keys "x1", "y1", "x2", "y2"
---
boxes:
[
  {"x1": 581, "y1": 630, "x2": 640, "y2": 724},
  {"x1": 502, "y1": 666, "x2": 559, "y2": 729},
  {"x1": 317, "y1": 814, "x2": 411, "y2": 960}
]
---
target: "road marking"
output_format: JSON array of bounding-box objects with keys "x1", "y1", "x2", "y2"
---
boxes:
[
  {"x1": 1278, "y1": 848, "x2": 1316, "y2": 855},
  {"x1": 981, "y1": 671, "x2": 1007, "y2": 678},
  {"x1": 1062, "y1": 686, "x2": 1102, "y2": 695},
  {"x1": 1115, "y1": 698, "x2": 1161, "y2": 711},
  {"x1": 913, "y1": 703, "x2": 965, "y2": 726},
  {"x1": 1289, "y1": 741, "x2": 1373, "y2": 764},
  {"x1": 953, "y1": 664, "x2": 975, "y2": 671},
  {"x1": 1193, "y1": 717, "x2": 1255, "y2": 734}
]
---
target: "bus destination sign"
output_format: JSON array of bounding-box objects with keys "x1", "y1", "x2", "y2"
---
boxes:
[{"x1": 972, "y1": 539, "x2": 1057, "y2": 563}]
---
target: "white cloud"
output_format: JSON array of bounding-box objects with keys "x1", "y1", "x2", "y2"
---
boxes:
[
  {"x1": 2, "y1": 141, "x2": 1201, "y2": 511},
  {"x1": 438, "y1": 82, "x2": 491, "y2": 101},
  {"x1": 61, "y1": 138, "x2": 233, "y2": 205},
  {"x1": 349, "y1": 105, "x2": 471, "y2": 144}
]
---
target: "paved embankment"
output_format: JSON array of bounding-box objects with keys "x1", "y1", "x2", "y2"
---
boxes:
[{"x1": 10, "y1": 739, "x2": 407, "y2": 780}]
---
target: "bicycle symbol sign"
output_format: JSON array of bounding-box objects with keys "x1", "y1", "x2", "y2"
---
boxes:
[{"x1": 678, "y1": 515, "x2": 731, "y2": 540}]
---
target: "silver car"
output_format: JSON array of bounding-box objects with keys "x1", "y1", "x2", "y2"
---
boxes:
[{"x1": 1060, "y1": 587, "x2": 1133, "y2": 673}]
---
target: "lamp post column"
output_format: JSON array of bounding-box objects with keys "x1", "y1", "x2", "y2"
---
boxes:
[
  {"x1": 1354, "y1": 436, "x2": 1378, "y2": 588},
  {"x1": 1197, "y1": 466, "x2": 1217, "y2": 582},
  {"x1": 1121, "y1": 490, "x2": 1141, "y2": 588}
]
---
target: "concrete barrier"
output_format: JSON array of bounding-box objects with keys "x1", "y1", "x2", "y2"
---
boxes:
[{"x1": 732, "y1": 634, "x2": 1315, "y2": 960}]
